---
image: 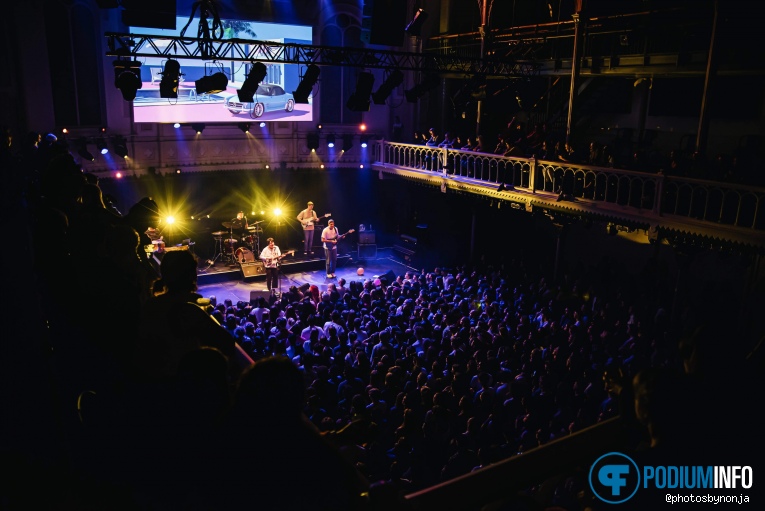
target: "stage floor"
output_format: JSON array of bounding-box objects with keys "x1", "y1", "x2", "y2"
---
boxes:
[{"x1": 192, "y1": 247, "x2": 418, "y2": 305}]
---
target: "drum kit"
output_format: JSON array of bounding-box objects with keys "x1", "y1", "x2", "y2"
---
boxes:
[{"x1": 211, "y1": 218, "x2": 264, "y2": 266}]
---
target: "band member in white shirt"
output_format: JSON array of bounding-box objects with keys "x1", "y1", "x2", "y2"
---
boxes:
[
  {"x1": 296, "y1": 201, "x2": 319, "y2": 255},
  {"x1": 321, "y1": 219, "x2": 339, "y2": 278},
  {"x1": 259, "y1": 237, "x2": 282, "y2": 292}
]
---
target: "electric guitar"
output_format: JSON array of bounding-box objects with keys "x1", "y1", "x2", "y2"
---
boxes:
[
  {"x1": 326, "y1": 229, "x2": 355, "y2": 245},
  {"x1": 300, "y1": 212, "x2": 331, "y2": 227},
  {"x1": 261, "y1": 249, "x2": 296, "y2": 267}
]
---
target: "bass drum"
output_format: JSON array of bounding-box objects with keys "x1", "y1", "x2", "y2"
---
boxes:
[
  {"x1": 235, "y1": 247, "x2": 255, "y2": 263},
  {"x1": 223, "y1": 239, "x2": 238, "y2": 254}
]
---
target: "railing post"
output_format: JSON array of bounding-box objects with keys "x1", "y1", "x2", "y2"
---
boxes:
[
  {"x1": 653, "y1": 173, "x2": 664, "y2": 215},
  {"x1": 530, "y1": 157, "x2": 537, "y2": 193}
]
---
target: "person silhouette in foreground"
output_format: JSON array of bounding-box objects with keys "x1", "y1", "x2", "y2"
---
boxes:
[{"x1": 210, "y1": 356, "x2": 369, "y2": 511}]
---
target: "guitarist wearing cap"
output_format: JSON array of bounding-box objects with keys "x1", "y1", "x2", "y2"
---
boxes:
[
  {"x1": 296, "y1": 201, "x2": 331, "y2": 256},
  {"x1": 321, "y1": 219, "x2": 355, "y2": 279}
]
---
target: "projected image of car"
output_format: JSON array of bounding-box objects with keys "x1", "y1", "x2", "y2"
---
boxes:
[{"x1": 225, "y1": 83, "x2": 295, "y2": 118}]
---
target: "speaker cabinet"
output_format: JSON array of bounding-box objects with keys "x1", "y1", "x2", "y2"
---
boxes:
[
  {"x1": 358, "y1": 231, "x2": 376, "y2": 244},
  {"x1": 358, "y1": 244, "x2": 377, "y2": 259},
  {"x1": 241, "y1": 261, "x2": 265, "y2": 277},
  {"x1": 250, "y1": 289, "x2": 272, "y2": 303}
]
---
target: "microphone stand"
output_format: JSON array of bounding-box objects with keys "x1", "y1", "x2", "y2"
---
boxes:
[{"x1": 276, "y1": 254, "x2": 283, "y2": 298}]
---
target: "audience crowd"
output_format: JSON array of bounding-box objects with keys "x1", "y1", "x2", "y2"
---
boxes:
[
  {"x1": 410, "y1": 120, "x2": 764, "y2": 186},
  {"x1": 1, "y1": 126, "x2": 760, "y2": 510}
]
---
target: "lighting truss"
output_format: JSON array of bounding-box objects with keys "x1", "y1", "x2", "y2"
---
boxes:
[{"x1": 105, "y1": 33, "x2": 539, "y2": 78}]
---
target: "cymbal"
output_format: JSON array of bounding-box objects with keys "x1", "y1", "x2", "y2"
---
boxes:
[
  {"x1": 247, "y1": 226, "x2": 263, "y2": 232},
  {"x1": 250, "y1": 220, "x2": 264, "y2": 225},
  {"x1": 212, "y1": 231, "x2": 225, "y2": 236},
  {"x1": 222, "y1": 221, "x2": 233, "y2": 228}
]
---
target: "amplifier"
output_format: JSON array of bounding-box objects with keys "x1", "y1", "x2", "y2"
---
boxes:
[
  {"x1": 358, "y1": 244, "x2": 377, "y2": 259},
  {"x1": 358, "y1": 231, "x2": 376, "y2": 244},
  {"x1": 241, "y1": 261, "x2": 265, "y2": 277}
]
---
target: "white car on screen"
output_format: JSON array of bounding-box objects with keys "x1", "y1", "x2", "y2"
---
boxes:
[{"x1": 224, "y1": 83, "x2": 295, "y2": 118}]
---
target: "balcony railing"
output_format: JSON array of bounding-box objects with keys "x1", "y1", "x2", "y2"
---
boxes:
[{"x1": 374, "y1": 141, "x2": 765, "y2": 238}]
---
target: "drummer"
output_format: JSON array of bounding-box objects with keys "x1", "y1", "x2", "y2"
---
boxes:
[{"x1": 231, "y1": 211, "x2": 249, "y2": 240}]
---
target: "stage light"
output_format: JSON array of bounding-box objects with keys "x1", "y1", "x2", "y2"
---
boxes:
[
  {"x1": 360, "y1": 135, "x2": 370, "y2": 148},
  {"x1": 96, "y1": 138, "x2": 109, "y2": 155},
  {"x1": 192, "y1": 123, "x2": 205, "y2": 134},
  {"x1": 195, "y1": 67, "x2": 228, "y2": 95},
  {"x1": 76, "y1": 138, "x2": 94, "y2": 161},
  {"x1": 237, "y1": 62, "x2": 267, "y2": 102},
  {"x1": 238, "y1": 123, "x2": 251, "y2": 134},
  {"x1": 360, "y1": 124, "x2": 367, "y2": 131},
  {"x1": 113, "y1": 60, "x2": 142, "y2": 101},
  {"x1": 342, "y1": 134, "x2": 353, "y2": 152},
  {"x1": 160, "y1": 59, "x2": 183, "y2": 98},
  {"x1": 405, "y1": 8, "x2": 429, "y2": 36},
  {"x1": 372, "y1": 69, "x2": 403, "y2": 105},
  {"x1": 327, "y1": 134, "x2": 335, "y2": 148},
  {"x1": 173, "y1": 123, "x2": 181, "y2": 129},
  {"x1": 346, "y1": 71, "x2": 375, "y2": 112},
  {"x1": 320, "y1": 164, "x2": 325, "y2": 169},
  {"x1": 62, "y1": 128, "x2": 69, "y2": 134},
  {"x1": 293, "y1": 64, "x2": 320, "y2": 103},
  {"x1": 112, "y1": 136, "x2": 128, "y2": 158},
  {"x1": 115, "y1": 172, "x2": 123, "y2": 179},
  {"x1": 307, "y1": 133, "x2": 319, "y2": 152},
  {"x1": 259, "y1": 122, "x2": 266, "y2": 128},
  {"x1": 165, "y1": 216, "x2": 176, "y2": 224}
]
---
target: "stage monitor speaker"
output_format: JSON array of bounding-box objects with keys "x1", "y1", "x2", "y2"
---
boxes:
[
  {"x1": 241, "y1": 261, "x2": 265, "y2": 277},
  {"x1": 250, "y1": 289, "x2": 272, "y2": 303},
  {"x1": 358, "y1": 244, "x2": 377, "y2": 259},
  {"x1": 378, "y1": 269, "x2": 397, "y2": 286},
  {"x1": 359, "y1": 231, "x2": 376, "y2": 244}
]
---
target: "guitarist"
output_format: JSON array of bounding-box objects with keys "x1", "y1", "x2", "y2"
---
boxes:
[
  {"x1": 259, "y1": 237, "x2": 283, "y2": 293},
  {"x1": 296, "y1": 200, "x2": 324, "y2": 256},
  {"x1": 320, "y1": 219, "x2": 354, "y2": 279}
]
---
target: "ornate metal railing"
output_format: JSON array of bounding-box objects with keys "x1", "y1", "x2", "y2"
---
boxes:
[{"x1": 375, "y1": 142, "x2": 765, "y2": 234}]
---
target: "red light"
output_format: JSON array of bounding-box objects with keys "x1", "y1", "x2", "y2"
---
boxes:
[
  {"x1": 359, "y1": 124, "x2": 367, "y2": 131},
  {"x1": 115, "y1": 172, "x2": 123, "y2": 179}
]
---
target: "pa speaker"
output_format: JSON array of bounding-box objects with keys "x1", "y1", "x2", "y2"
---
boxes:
[
  {"x1": 379, "y1": 269, "x2": 397, "y2": 286},
  {"x1": 250, "y1": 290, "x2": 272, "y2": 303}
]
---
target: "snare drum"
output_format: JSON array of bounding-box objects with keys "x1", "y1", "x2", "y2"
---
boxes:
[
  {"x1": 224, "y1": 239, "x2": 238, "y2": 254},
  {"x1": 152, "y1": 240, "x2": 166, "y2": 253}
]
